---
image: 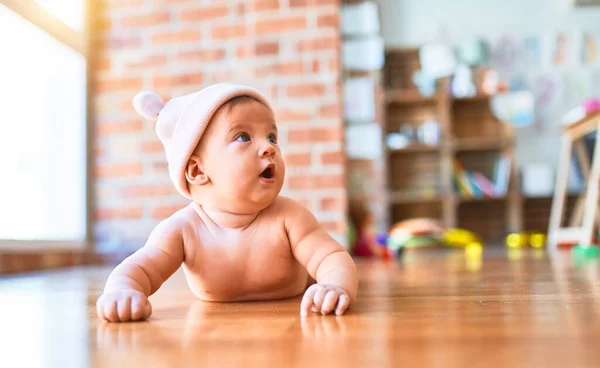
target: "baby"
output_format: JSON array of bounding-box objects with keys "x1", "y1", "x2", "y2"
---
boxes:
[{"x1": 96, "y1": 83, "x2": 358, "y2": 322}]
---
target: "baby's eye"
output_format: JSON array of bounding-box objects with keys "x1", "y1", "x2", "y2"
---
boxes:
[
  {"x1": 268, "y1": 134, "x2": 277, "y2": 144},
  {"x1": 235, "y1": 133, "x2": 250, "y2": 142}
]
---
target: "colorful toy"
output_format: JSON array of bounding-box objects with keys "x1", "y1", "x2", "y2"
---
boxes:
[
  {"x1": 505, "y1": 231, "x2": 548, "y2": 249},
  {"x1": 443, "y1": 228, "x2": 481, "y2": 247},
  {"x1": 572, "y1": 244, "x2": 600, "y2": 258},
  {"x1": 386, "y1": 218, "x2": 446, "y2": 253},
  {"x1": 465, "y1": 242, "x2": 483, "y2": 257}
]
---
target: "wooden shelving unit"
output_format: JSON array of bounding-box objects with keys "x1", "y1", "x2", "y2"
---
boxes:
[{"x1": 382, "y1": 48, "x2": 523, "y2": 243}]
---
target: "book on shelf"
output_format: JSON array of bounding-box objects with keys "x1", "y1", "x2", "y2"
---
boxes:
[{"x1": 453, "y1": 154, "x2": 512, "y2": 199}]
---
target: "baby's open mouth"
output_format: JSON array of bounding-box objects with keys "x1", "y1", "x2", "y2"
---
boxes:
[{"x1": 260, "y1": 165, "x2": 275, "y2": 179}]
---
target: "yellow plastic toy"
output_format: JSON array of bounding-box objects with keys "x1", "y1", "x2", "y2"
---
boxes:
[
  {"x1": 505, "y1": 231, "x2": 547, "y2": 249},
  {"x1": 443, "y1": 228, "x2": 482, "y2": 247}
]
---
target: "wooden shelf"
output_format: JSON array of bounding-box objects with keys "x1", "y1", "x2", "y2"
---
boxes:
[
  {"x1": 381, "y1": 47, "x2": 523, "y2": 241},
  {"x1": 388, "y1": 144, "x2": 441, "y2": 154},
  {"x1": 457, "y1": 196, "x2": 508, "y2": 203},
  {"x1": 452, "y1": 94, "x2": 492, "y2": 103},
  {"x1": 453, "y1": 138, "x2": 510, "y2": 152},
  {"x1": 385, "y1": 89, "x2": 438, "y2": 104},
  {"x1": 388, "y1": 191, "x2": 443, "y2": 204}
]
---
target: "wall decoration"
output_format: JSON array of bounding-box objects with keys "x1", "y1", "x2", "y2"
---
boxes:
[
  {"x1": 582, "y1": 31, "x2": 599, "y2": 64},
  {"x1": 553, "y1": 32, "x2": 569, "y2": 66}
]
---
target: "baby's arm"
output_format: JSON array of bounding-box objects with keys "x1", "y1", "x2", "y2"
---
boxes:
[
  {"x1": 285, "y1": 200, "x2": 358, "y2": 316},
  {"x1": 96, "y1": 217, "x2": 184, "y2": 322}
]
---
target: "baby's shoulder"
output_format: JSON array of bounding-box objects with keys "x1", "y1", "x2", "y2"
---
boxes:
[
  {"x1": 152, "y1": 204, "x2": 196, "y2": 237},
  {"x1": 265, "y1": 196, "x2": 318, "y2": 227}
]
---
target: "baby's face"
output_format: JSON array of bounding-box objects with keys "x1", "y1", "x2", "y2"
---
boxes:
[{"x1": 196, "y1": 99, "x2": 285, "y2": 213}]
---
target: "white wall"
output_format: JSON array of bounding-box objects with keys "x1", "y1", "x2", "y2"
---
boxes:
[{"x1": 376, "y1": 0, "x2": 600, "y2": 177}]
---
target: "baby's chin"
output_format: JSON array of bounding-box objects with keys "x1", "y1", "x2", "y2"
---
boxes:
[{"x1": 208, "y1": 191, "x2": 280, "y2": 213}]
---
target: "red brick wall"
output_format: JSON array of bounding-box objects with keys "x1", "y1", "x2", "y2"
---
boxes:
[{"x1": 93, "y1": 0, "x2": 347, "y2": 250}]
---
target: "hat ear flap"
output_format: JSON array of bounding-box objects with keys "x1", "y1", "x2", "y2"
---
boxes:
[{"x1": 133, "y1": 91, "x2": 164, "y2": 120}]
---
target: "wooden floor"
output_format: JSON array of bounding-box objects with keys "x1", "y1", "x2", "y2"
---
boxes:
[{"x1": 1, "y1": 247, "x2": 600, "y2": 367}]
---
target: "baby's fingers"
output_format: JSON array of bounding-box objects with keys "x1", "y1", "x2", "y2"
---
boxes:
[
  {"x1": 320, "y1": 291, "x2": 340, "y2": 315},
  {"x1": 130, "y1": 295, "x2": 152, "y2": 321},
  {"x1": 335, "y1": 295, "x2": 350, "y2": 316},
  {"x1": 301, "y1": 285, "x2": 319, "y2": 316},
  {"x1": 117, "y1": 295, "x2": 132, "y2": 322},
  {"x1": 103, "y1": 299, "x2": 120, "y2": 322}
]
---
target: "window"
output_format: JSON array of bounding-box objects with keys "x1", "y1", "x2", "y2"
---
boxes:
[{"x1": 0, "y1": 1, "x2": 88, "y2": 247}]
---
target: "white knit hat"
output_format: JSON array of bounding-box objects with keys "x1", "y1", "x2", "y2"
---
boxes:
[{"x1": 133, "y1": 83, "x2": 273, "y2": 199}]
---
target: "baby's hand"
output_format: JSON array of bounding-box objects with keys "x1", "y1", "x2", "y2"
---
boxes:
[
  {"x1": 300, "y1": 284, "x2": 351, "y2": 316},
  {"x1": 96, "y1": 289, "x2": 152, "y2": 322}
]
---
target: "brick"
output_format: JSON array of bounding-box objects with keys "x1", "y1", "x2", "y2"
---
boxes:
[
  {"x1": 100, "y1": 36, "x2": 142, "y2": 49},
  {"x1": 122, "y1": 12, "x2": 170, "y2": 27},
  {"x1": 276, "y1": 108, "x2": 311, "y2": 122},
  {"x1": 121, "y1": 184, "x2": 174, "y2": 198},
  {"x1": 317, "y1": 14, "x2": 338, "y2": 28},
  {"x1": 328, "y1": 57, "x2": 340, "y2": 72},
  {"x1": 254, "y1": 0, "x2": 279, "y2": 11},
  {"x1": 141, "y1": 140, "x2": 164, "y2": 153},
  {"x1": 255, "y1": 41, "x2": 279, "y2": 56},
  {"x1": 287, "y1": 126, "x2": 342, "y2": 143},
  {"x1": 255, "y1": 16, "x2": 306, "y2": 35},
  {"x1": 152, "y1": 161, "x2": 169, "y2": 173},
  {"x1": 297, "y1": 36, "x2": 339, "y2": 52},
  {"x1": 212, "y1": 24, "x2": 246, "y2": 39},
  {"x1": 152, "y1": 73, "x2": 203, "y2": 88},
  {"x1": 151, "y1": 204, "x2": 185, "y2": 219},
  {"x1": 95, "y1": 119, "x2": 143, "y2": 136},
  {"x1": 256, "y1": 61, "x2": 303, "y2": 77},
  {"x1": 311, "y1": 60, "x2": 319, "y2": 73},
  {"x1": 95, "y1": 162, "x2": 143, "y2": 178},
  {"x1": 319, "y1": 103, "x2": 340, "y2": 118},
  {"x1": 287, "y1": 173, "x2": 344, "y2": 190},
  {"x1": 320, "y1": 150, "x2": 345, "y2": 165},
  {"x1": 236, "y1": 44, "x2": 253, "y2": 59},
  {"x1": 180, "y1": 5, "x2": 229, "y2": 21},
  {"x1": 177, "y1": 49, "x2": 226, "y2": 62},
  {"x1": 152, "y1": 30, "x2": 201, "y2": 44},
  {"x1": 284, "y1": 152, "x2": 312, "y2": 167},
  {"x1": 96, "y1": 207, "x2": 144, "y2": 220},
  {"x1": 287, "y1": 83, "x2": 326, "y2": 98},
  {"x1": 320, "y1": 196, "x2": 346, "y2": 212},
  {"x1": 290, "y1": 0, "x2": 339, "y2": 6},
  {"x1": 236, "y1": 3, "x2": 247, "y2": 16},
  {"x1": 315, "y1": 173, "x2": 345, "y2": 189},
  {"x1": 126, "y1": 55, "x2": 168, "y2": 70},
  {"x1": 321, "y1": 219, "x2": 346, "y2": 234},
  {"x1": 95, "y1": 77, "x2": 143, "y2": 93}
]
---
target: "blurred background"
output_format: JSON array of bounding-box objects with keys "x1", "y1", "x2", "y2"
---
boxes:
[{"x1": 1, "y1": 0, "x2": 599, "y2": 273}]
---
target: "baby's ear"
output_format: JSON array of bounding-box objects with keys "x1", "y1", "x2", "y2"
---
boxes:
[
  {"x1": 133, "y1": 91, "x2": 164, "y2": 120},
  {"x1": 185, "y1": 155, "x2": 209, "y2": 186}
]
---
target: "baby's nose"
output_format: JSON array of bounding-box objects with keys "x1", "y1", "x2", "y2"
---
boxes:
[{"x1": 259, "y1": 143, "x2": 276, "y2": 157}]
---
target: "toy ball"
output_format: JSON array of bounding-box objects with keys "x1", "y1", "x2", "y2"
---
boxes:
[
  {"x1": 529, "y1": 232, "x2": 546, "y2": 248},
  {"x1": 506, "y1": 233, "x2": 527, "y2": 248},
  {"x1": 465, "y1": 242, "x2": 483, "y2": 257}
]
